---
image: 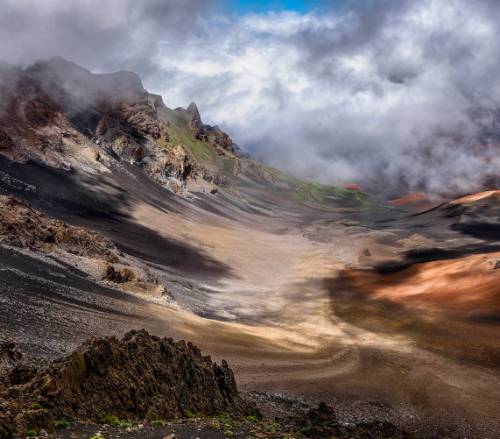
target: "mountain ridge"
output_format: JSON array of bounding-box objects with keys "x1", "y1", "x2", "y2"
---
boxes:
[
  {"x1": 0, "y1": 57, "x2": 368, "y2": 209},
  {"x1": 0, "y1": 58, "x2": 499, "y2": 438}
]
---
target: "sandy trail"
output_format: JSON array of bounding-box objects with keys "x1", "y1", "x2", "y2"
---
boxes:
[{"x1": 133, "y1": 201, "x2": 500, "y2": 437}]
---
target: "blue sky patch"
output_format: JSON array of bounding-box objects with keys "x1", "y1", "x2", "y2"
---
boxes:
[{"x1": 234, "y1": 0, "x2": 321, "y2": 14}]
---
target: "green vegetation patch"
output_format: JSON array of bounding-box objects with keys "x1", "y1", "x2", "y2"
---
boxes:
[
  {"x1": 55, "y1": 419, "x2": 71, "y2": 429},
  {"x1": 257, "y1": 163, "x2": 373, "y2": 207},
  {"x1": 101, "y1": 414, "x2": 132, "y2": 428},
  {"x1": 145, "y1": 410, "x2": 167, "y2": 426}
]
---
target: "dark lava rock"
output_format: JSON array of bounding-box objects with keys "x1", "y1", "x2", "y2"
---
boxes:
[
  {"x1": 0, "y1": 127, "x2": 13, "y2": 150},
  {"x1": 103, "y1": 265, "x2": 136, "y2": 283},
  {"x1": 0, "y1": 330, "x2": 259, "y2": 437},
  {"x1": 289, "y1": 402, "x2": 410, "y2": 439},
  {"x1": 0, "y1": 340, "x2": 22, "y2": 370}
]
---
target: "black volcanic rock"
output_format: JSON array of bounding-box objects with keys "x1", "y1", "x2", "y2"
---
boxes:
[{"x1": 287, "y1": 402, "x2": 410, "y2": 439}]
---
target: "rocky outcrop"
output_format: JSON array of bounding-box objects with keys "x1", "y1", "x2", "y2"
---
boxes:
[
  {"x1": 0, "y1": 340, "x2": 22, "y2": 371},
  {"x1": 198, "y1": 124, "x2": 237, "y2": 154},
  {"x1": 184, "y1": 102, "x2": 238, "y2": 154},
  {"x1": 0, "y1": 62, "x2": 108, "y2": 169},
  {"x1": 0, "y1": 195, "x2": 117, "y2": 261},
  {"x1": 287, "y1": 403, "x2": 410, "y2": 439},
  {"x1": 0, "y1": 59, "x2": 223, "y2": 195},
  {"x1": 186, "y1": 102, "x2": 203, "y2": 132},
  {"x1": 103, "y1": 265, "x2": 135, "y2": 283},
  {"x1": 0, "y1": 330, "x2": 259, "y2": 437}
]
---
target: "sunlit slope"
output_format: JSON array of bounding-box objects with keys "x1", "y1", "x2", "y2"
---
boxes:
[{"x1": 157, "y1": 104, "x2": 380, "y2": 211}]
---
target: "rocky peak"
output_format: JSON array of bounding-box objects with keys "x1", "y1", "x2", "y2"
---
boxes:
[
  {"x1": 0, "y1": 59, "x2": 236, "y2": 196},
  {"x1": 181, "y1": 102, "x2": 237, "y2": 154},
  {"x1": 186, "y1": 101, "x2": 203, "y2": 131}
]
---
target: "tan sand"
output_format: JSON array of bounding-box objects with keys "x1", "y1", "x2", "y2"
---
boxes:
[{"x1": 128, "y1": 199, "x2": 500, "y2": 436}]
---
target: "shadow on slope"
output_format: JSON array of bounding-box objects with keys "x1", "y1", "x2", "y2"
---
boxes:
[
  {"x1": 0, "y1": 156, "x2": 232, "y2": 280},
  {"x1": 374, "y1": 243, "x2": 500, "y2": 274}
]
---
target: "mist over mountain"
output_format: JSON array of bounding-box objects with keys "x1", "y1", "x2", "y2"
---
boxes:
[
  {"x1": 1, "y1": 0, "x2": 500, "y2": 196},
  {"x1": 155, "y1": 0, "x2": 500, "y2": 196},
  {"x1": 2, "y1": 3, "x2": 500, "y2": 438}
]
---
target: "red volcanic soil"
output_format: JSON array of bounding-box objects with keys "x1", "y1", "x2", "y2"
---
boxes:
[
  {"x1": 387, "y1": 192, "x2": 438, "y2": 212},
  {"x1": 343, "y1": 183, "x2": 362, "y2": 191},
  {"x1": 341, "y1": 252, "x2": 500, "y2": 318},
  {"x1": 388, "y1": 192, "x2": 429, "y2": 206},
  {"x1": 449, "y1": 189, "x2": 500, "y2": 205},
  {"x1": 388, "y1": 189, "x2": 500, "y2": 211}
]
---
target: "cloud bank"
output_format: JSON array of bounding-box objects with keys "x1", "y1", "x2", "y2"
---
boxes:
[
  {"x1": 0, "y1": 0, "x2": 209, "y2": 74},
  {"x1": 2, "y1": 0, "x2": 500, "y2": 194}
]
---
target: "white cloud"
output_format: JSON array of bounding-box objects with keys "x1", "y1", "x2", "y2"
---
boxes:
[
  {"x1": 2, "y1": 0, "x2": 500, "y2": 194},
  {"x1": 148, "y1": 0, "x2": 500, "y2": 194}
]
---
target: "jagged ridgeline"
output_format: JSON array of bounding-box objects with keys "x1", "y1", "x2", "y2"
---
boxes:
[
  {"x1": 0, "y1": 330, "x2": 259, "y2": 437},
  {"x1": 0, "y1": 57, "x2": 369, "y2": 207}
]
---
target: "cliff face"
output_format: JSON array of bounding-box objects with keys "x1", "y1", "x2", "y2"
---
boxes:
[{"x1": 0, "y1": 58, "x2": 240, "y2": 195}]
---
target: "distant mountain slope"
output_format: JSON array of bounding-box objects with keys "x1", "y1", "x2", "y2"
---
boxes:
[{"x1": 0, "y1": 57, "x2": 367, "y2": 208}]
